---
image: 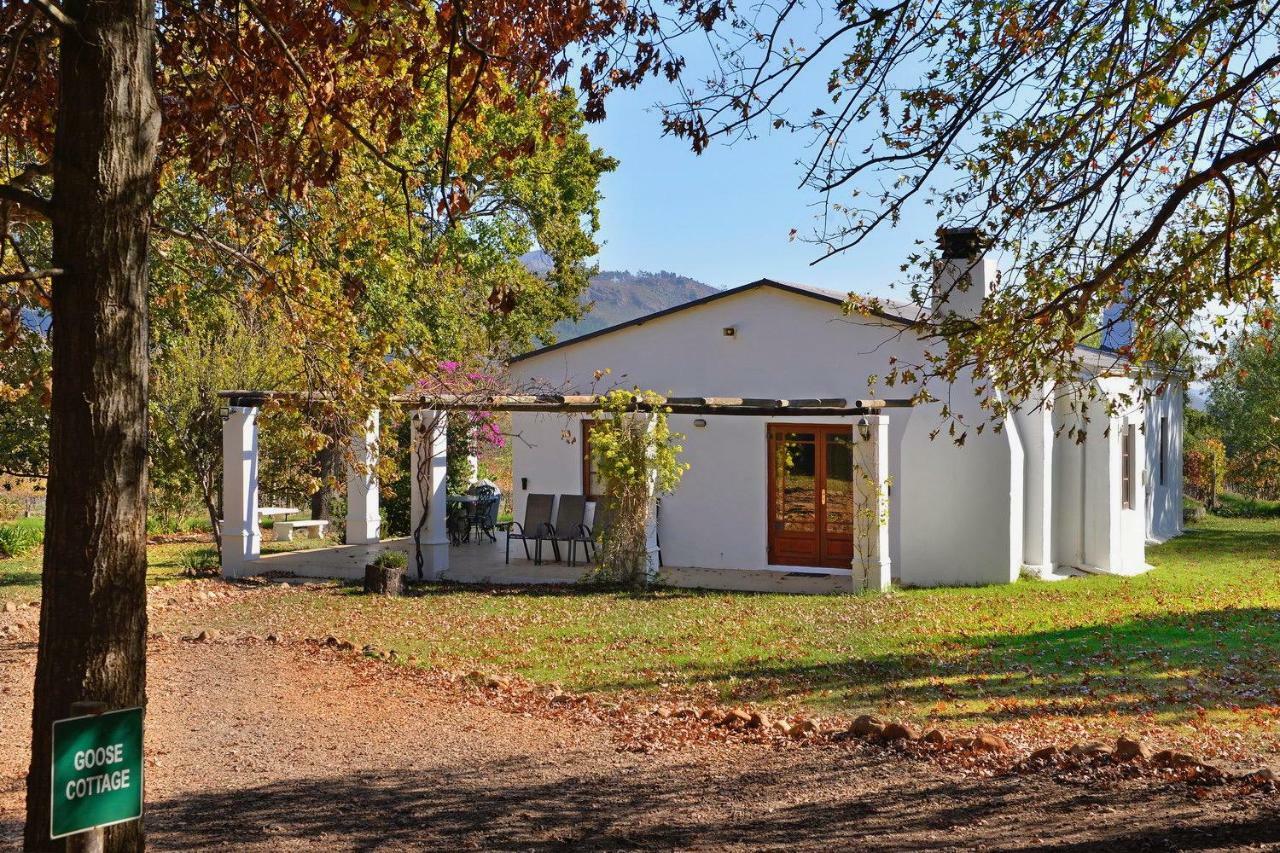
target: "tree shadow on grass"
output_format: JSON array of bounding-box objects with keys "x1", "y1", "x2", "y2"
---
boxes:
[
  {"x1": 0, "y1": 569, "x2": 39, "y2": 589},
  {"x1": 586, "y1": 607, "x2": 1280, "y2": 726},
  {"x1": 139, "y1": 754, "x2": 1280, "y2": 851},
  {"x1": 400, "y1": 579, "x2": 720, "y2": 602}
]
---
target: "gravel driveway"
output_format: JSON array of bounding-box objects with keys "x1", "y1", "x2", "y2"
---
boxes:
[{"x1": 2, "y1": 629, "x2": 1278, "y2": 850}]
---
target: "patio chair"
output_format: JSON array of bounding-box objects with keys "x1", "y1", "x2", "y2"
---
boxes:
[
  {"x1": 446, "y1": 501, "x2": 470, "y2": 546},
  {"x1": 467, "y1": 485, "x2": 499, "y2": 543},
  {"x1": 503, "y1": 493, "x2": 555, "y2": 564},
  {"x1": 570, "y1": 500, "x2": 607, "y2": 566},
  {"x1": 548, "y1": 495, "x2": 591, "y2": 566},
  {"x1": 575, "y1": 501, "x2": 663, "y2": 568}
]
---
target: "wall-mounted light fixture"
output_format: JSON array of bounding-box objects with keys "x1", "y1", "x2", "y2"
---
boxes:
[
  {"x1": 857, "y1": 416, "x2": 872, "y2": 442},
  {"x1": 693, "y1": 418, "x2": 708, "y2": 428},
  {"x1": 722, "y1": 326, "x2": 736, "y2": 337},
  {"x1": 219, "y1": 406, "x2": 231, "y2": 421}
]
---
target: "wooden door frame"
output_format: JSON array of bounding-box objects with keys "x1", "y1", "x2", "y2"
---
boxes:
[{"x1": 766, "y1": 423, "x2": 854, "y2": 569}]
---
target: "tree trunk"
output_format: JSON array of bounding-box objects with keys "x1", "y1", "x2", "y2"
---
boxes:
[
  {"x1": 25, "y1": 0, "x2": 159, "y2": 850},
  {"x1": 310, "y1": 440, "x2": 340, "y2": 521}
]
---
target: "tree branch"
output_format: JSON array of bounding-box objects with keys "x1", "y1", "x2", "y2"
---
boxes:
[
  {"x1": 0, "y1": 182, "x2": 51, "y2": 218},
  {"x1": 0, "y1": 267, "x2": 61, "y2": 284},
  {"x1": 28, "y1": 0, "x2": 76, "y2": 29}
]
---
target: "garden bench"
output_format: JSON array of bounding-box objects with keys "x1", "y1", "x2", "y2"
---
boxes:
[{"x1": 273, "y1": 519, "x2": 328, "y2": 542}]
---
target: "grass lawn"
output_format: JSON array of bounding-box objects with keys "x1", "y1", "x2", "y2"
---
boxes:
[
  {"x1": 135, "y1": 514, "x2": 1280, "y2": 753},
  {"x1": 0, "y1": 533, "x2": 334, "y2": 605}
]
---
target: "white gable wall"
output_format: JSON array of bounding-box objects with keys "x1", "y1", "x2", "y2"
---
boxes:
[
  {"x1": 508, "y1": 283, "x2": 1172, "y2": 584},
  {"x1": 510, "y1": 285, "x2": 1028, "y2": 581},
  {"x1": 510, "y1": 286, "x2": 924, "y2": 574}
]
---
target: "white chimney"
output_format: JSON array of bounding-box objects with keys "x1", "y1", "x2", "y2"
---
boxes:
[{"x1": 932, "y1": 227, "x2": 997, "y2": 321}]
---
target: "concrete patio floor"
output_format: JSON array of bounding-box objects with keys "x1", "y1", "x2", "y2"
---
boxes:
[{"x1": 250, "y1": 535, "x2": 855, "y2": 594}]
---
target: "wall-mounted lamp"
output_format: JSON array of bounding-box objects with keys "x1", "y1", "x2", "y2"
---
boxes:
[
  {"x1": 722, "y1": 326, "x2": 736, "y2": 337},
  {"x1": 219, "y1": 406, "x2": 231, "y2": 421},
  {"x1": 693, "y1": 418, "x2": 708, "y2": 429},
  {"x1": 857, "y1": 416, "x2": 872, "y2": 442}
]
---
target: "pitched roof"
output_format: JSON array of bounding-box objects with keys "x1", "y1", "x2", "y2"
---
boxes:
[{"x1": 510, "y1": 277, "x2": 917, "y2": 363}]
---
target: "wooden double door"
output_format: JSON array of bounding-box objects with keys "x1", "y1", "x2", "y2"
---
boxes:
[{"x1": 767, "y1": 424, "x2": 856, "y2": 569}]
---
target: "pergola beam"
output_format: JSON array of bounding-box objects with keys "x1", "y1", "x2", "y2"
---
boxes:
[{"x1": 217, "y1": 390, "x2": 913, "y2": 417}]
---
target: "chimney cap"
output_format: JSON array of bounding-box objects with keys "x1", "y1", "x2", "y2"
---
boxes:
[{"x1": 937, "y1": 226, "x2": 986, "y2": 259}]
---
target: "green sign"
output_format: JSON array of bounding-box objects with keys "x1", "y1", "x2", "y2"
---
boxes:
[{"x1": 50, "y1": 707, "x2": 144, "y2": 839}]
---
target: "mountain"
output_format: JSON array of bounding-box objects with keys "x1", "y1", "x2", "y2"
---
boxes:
[{"x1": 521, "y1": 252, "x2": 720, "y2": 341}]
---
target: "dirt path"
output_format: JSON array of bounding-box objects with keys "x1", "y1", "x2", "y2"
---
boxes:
[{"x1": 2, "y1": 631, "x2": 1279, "y2": 850}]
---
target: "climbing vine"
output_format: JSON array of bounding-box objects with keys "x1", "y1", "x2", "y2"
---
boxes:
[{"x1": 588, "y1": 389, "x2": 688, "y2": 588}]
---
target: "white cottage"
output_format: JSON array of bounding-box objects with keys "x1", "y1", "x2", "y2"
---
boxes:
[{"x1": 507, "y1": 231, "x2": 1184, "y2": 588}]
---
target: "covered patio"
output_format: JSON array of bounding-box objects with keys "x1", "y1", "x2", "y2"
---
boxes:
[
  {"x1": 216, "y1": 390, "x2": 900, "y2": 594},
  {"x1": 250, "y1": 536, "x2": 859, "y2": 594}
]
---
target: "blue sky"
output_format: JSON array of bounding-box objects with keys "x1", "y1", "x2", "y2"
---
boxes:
[{"x1": 585, "y1": 83, "x2": 933, "y2": 298}]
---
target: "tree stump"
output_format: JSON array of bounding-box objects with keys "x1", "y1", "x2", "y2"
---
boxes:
[{"x1": 363, "y1": 564, "x2": 401, "y2": 596}]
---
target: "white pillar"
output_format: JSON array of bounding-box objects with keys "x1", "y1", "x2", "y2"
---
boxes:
[
  {"x1": 409, "y1": 409, "x2": 449, "y2": 580},
  {"x1": 345, "y1": 410, "x2": 381, "y2": 545},
  {"x1": 641, "y1": 414, "x2": 662, "y2": 581},
  {"x1": 1013, "y1": 384, "x2": 1055, "y2": 575},
  {"x1": 221, "y1": 405, "x2": 261, "y2": 578},
  {"x1": 852, "y1": 415, "x2": 891, "y2": 592}
]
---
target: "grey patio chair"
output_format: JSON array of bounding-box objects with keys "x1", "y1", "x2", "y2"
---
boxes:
[
  {"x1": 467, "y1": 484, "x2": 499, "y2": 543},
  {"x1": 575, "y1": 501, "x2": 663, "y2": 568},
  {"x1": 548, "y1": 495, "x2": 590, "y2": 566},
  {"x1": 503, "y1": 493, "x2": 555, "y2": 564}
]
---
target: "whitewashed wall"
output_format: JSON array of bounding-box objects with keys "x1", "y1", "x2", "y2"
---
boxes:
[
  {"x1": 1050, "y1": 377, "x2": 1149, "y2": 575},
  {"x1": 509, "y1": 282, "x2": 1168, "y2": 583},
  {"x1": 1145, "y1": 378, "x2": 1185, "y2": 541},
  {"x1": 898, "y1": 386, "x2": 1025, "y2": 587},
  {"x1": 510, "y1": 285, "x2": 925, "y2": 574}
]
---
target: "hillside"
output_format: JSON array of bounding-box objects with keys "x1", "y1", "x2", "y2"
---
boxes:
[
  {"x1": 520, "y1": 254, "x2": 720, "y2": 341},
  {"x1": 555, "y1": 269, "x2": 719, "y2": 339}
]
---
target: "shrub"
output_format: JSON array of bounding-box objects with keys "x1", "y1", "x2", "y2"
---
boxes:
[
  {"x1": 1213, "y1": 491, "x2": 1280, "y2": 519},
  {"x1": 370, "y1": 550, "x2": 407, "y2": 571},
  {"x1": 0, "y1": 520, "x2": 43, "y2": 558},
  {"x1": 179, "y1": 547, "x2": 221, "y2": 577}
]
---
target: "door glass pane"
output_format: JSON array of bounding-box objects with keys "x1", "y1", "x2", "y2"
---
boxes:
[
  {"x1": 774, "y1": 432, "x2": 817, "y2": 532},
  {"x1": 825, "y1": 433, "x2": 854, "y2": 535}
]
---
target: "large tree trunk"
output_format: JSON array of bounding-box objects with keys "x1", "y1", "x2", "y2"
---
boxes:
[{"x1": 25, "y1": 0, "x2": 159, "y2": 850}]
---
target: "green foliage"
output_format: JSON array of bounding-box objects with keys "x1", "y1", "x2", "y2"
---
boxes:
[
  {"x1": 145, "y1": 515, "x2": 213, "y2": 537},
  {"x1": 371, "y1": 550, "x2": 408, "y2": 571},
  {"x1": 1184, "y1": 437, "x2": 1226, "y2": 510},
  {"x1": 149, "y1": 302, "x2": 317, "y2": 534},
  {"x1": 1206, "y1": 325, "x2": 1280, "y2": 499},
  {"x1": 0, "y1": 323, "x2": 50, "y2": 479},
  {"x1": 178, "y1": 547, "x2": 220, "y2": 577},
  {"x1": 1213, "y1": 492, "x2": 1280, "y2": 519},
  {"x1": 587, "y1": 389, "x2": 688, "y2": 588},
  {"x1": 382, "y1": 417, "x2": 412, "y2": 537},
  {"x1": 0, "y1": 518, "x2": 43, "y2": 558},
  {"x1": 446, "y1": 419, "x2": 474, "y2": 496}
]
